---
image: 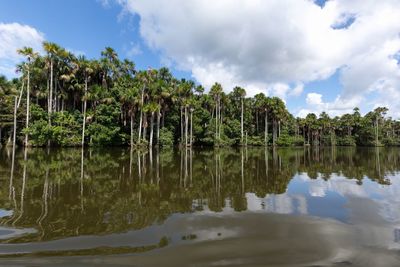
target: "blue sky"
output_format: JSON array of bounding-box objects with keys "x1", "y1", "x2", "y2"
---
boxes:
[
  {"x1": 0, "y1": 0, "x2": 170, "y2": 72},
  {"x1": 1, "y1": 0, "x2": 400, "y2": 118}
]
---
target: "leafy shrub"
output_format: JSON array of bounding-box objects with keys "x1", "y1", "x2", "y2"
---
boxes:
[
  {"x1": 88, "y1": 123, "x2": 120, "y2": 145},
  {"x1": 246, "y1": 136, "x2": 264, "y2": 146},
  {"x1": 336, "y1": 136, "x2": 356, "y2": 146},
  {"x1": 276, "y1": 134, "x2": 292, "y2": 146},
  {"x1": 159, "y1": 128, "x2": 174, "y2": 147},
  {"x1": 25, "y1": 119, "x2": 52, "y2": 146}
]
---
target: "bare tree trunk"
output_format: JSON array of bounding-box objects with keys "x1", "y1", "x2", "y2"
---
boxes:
[
  {"x1": 130, "y1": 110, "x2": 134, "y2": 147},
  {"x1": 157, "y1": 103, "x2": 161, "y2": 145},
  {"x1": 241, "y1": 97, "x2": 244, "y2": 144},
  {"x1": 190, "y1": 110, "x2": 193, "y2": 146},
  {"x1": 143, "y1": 113, "x2": 148, "y2": 142},
  {"x1": 54, "y1": 76, "x2": 58, "y2": 112},
  {"x1": 47, "y1": 59, "x2": 53, "y2": 147},
  {"x1": 13, "y1": 97, "x2": 18, "y2": 149},
  {"x1": 185, "y1": 106, "x2": 189, "y2": 147},
  {"x1": 180, "y1": 106, "x2": 184, "y2": 145},
  {"x1": 12, "y1": 82, "x2": 25, "y2": 148},
  {"x1": 149, "y1": 111, "x2": 155, "y2": 147},
  {"x1": 215, "y1": 104, "x2": 218, "y2": 141},
  {"x1": 81, "y1": 77, "x2": 88, "y2": 146},
  {"x1": 138, "y1": 89, "x2": 144, "y2": 144},
  {"x1": 264, "y1": 110, "x2": 268, "y2": 146},
  {"x1": 218, "y1": 98, "x2": 222, "y2": 140},
  {"x1": 25, "y1": 68, "x2": 30, "y2": 146}
]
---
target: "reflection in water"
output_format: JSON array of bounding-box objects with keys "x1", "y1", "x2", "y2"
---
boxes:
[{"x1": 0, "y1": 147, "x2": 399, "y2": 266}]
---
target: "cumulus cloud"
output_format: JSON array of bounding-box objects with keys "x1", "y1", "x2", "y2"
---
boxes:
[
  {"x1": 297, "y1": 92, "x2": 363, "y2": 117},
  {"x1": 112, "y1": 0, "x2": 400, "y2": 116},
  {"x1": 0, "y1": 22, "x2": 44, "y2": 77},
  {"x1": 125, "y1": 41, "x2": 142, "y2": 57}
]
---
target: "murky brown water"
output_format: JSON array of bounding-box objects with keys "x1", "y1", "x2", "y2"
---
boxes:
[{"x1": 0, "y1": 147, "x2": 400, "y2": 266}]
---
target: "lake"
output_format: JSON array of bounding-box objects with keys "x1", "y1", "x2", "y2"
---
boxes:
[{"x1": 0, "y1": 147, "x2": 400, "y2": 266}]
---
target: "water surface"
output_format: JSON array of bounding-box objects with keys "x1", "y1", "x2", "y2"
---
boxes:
[{"x1": 0, "y1": 147, "x2": 400, "y2": 266}]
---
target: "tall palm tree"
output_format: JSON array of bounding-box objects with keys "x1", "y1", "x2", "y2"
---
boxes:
[
  {"x1": 233, "y1": 87, "x2": 246, "y2": 144},
  {"x1": 43, "y1": 42, "x2": 61, "y2": 135},
  {"x1": 210, "y1": 83, "x2": 223, "y2": 143},
  {"x1": 17, "y1": 47, "x2": 38, "y2": 147},
  {"x1": 77, "y1": 56, "x2": 94, "y2": 146}
]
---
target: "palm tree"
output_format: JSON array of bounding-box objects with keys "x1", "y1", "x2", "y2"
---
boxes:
[
  {"x1": 17, "y1": 47, "x2": 37, "y2": 147},
  {"x1": 147, "y1": 102, "x2": 160, "y2": 147},
  {"x1": 43, "y1": 42, "x2": 61, "y2": 135},
  {"x1": 269, "y1": 97, "x2": 287, "y2": 145},
  {"x1": 77, "y1": 56, "x2": 94, "y2": 146},
  {"x1": 210, "y1": 83, "x2": 223, "y2": 143},
  {"x1": 373, "y1": 107, "x2": 388, "y2": 146},
  {"x1": 233, "y1": 87, "x2": 246, "y2": 144}
]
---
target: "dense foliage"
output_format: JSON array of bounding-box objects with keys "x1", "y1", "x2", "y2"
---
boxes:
[{"x1": 1, "y1": 43, "x2": 399, "y2": 147}]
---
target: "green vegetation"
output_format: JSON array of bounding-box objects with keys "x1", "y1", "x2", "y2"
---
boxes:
[{"x1": 1, "y1": 43, "x2": 399, "y2": 147}]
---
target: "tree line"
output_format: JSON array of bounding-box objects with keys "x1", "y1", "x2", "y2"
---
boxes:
[{"x1": 0, "y1": 43, "x2": 399, "y2": 147}]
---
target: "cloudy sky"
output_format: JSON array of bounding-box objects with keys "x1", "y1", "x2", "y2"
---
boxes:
[{"x1": 1, "y1": 0, "x2": 400, "y2": 118}]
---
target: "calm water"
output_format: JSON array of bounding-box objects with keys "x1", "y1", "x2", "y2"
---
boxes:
[{"x1": 0, "y1": 147, "x2": 400, "y2": 266}]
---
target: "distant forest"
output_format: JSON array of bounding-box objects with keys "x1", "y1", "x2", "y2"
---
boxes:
[{"x1": 0, "y1": 43, "x2": 399, "y2": 147}]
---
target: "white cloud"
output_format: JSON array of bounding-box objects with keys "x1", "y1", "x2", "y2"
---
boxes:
[
  {"x1": 0, "y1": 23, "x2": 44, "y2": 78},
  {"x1": 298, "y1": 92, "x2": 362, "y2": 117},
  {"x1": 126, "y1": 41, "x2": 142, "y2": 57},
  {"x1": 112, "y1": 0, "x2": 400, "y2": 116}
]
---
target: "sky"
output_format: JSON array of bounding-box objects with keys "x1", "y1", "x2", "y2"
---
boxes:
[{"x1": 1, "y1": 0, "x2": 400, "y2": 118}]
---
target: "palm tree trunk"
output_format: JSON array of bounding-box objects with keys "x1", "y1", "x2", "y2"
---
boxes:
[
  {"x1": 149, "y1": 111, "x2": 155, "y2": 147},
  {"x1": 180, "y1": 106, "x2": 184, "y2": 145},
  {"x1": 264, "y1": 110, "x2": 268, "y2": 146},
  {"x1": 138, "y1": 108, "x2": 143, "y2": 144},
  {"x1": 24, "y1": 68, "x2": 30, "y2": 147},
  {"x1": 13, "y1": 82, "x2": 25, "y2": 148},
  {"x1": 220, "y1": 102, "x2": 223, "y2": 139},
  {"x1": 49, "y1": 59, "x2": 53, "y2": 123},
  {"x1": 215, "y1": 105, "x2": 218, "y2": 141},
  {"x1": 13, "y1": 97, "x2": 18, "y2": 148},
  {"x1": 241, "y1": 97, "x2": 244, "y2": 144},
  {"x1": 137, "y1": 88, "x2": 144, "y2": 144},
  {"x1": 130, "y1": 110, "x2": 134, "y2": 147},
  {"x1": 157, "y1": 103, "x2": 161, "y2": 145},
  {"x1": 185, "y1": 106, "x2": 189, "y2": 147},
  {"x1": 81, "y1": 77, "x2": 88, "y2": 146},
  {"x1": 143, "y1": 113, "x2": 148, "y2": 142},
  {"x1": 54, "y1": 76, "x2": 58, "y2": 112},
  {"x1": 190, "y1": 110, "x2": 193, "y2": 146},
  {"x1": 375, "y1": 117, "x2": 379, "y2": 145},
  {"x1": 47, "y1": 59, "x2": 53, "y2": 147}
]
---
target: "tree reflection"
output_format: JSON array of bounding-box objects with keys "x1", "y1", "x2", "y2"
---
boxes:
[{"x1": 0, "y1": 147, "x2": 398, "y2": 243}]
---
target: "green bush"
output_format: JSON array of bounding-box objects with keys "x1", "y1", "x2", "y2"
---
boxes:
[
  {"x1": 336, "y1": 136, "x2": 356, "y2": 146},
  {"x1": 25, "y1": 119, "x2": 52, "y2": 146},
  {"x1": 291, "y1": 136, "x2": 305, "y2": 146},
  {"x1": 276, "y1": 134, "x2": 292, "y2": 146},
  {"x1": 246, "y1": 136, "x2": 264, "y2": 146},
  {"x1": 382, "y1": 137, "x2": 399, "y2": 146},
  {"x1": 88, "y1": 123, "x2": 120, "y2": 145},
  {"x1": 159, "y1": 128, "x2": 174, "y2": 147}
]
